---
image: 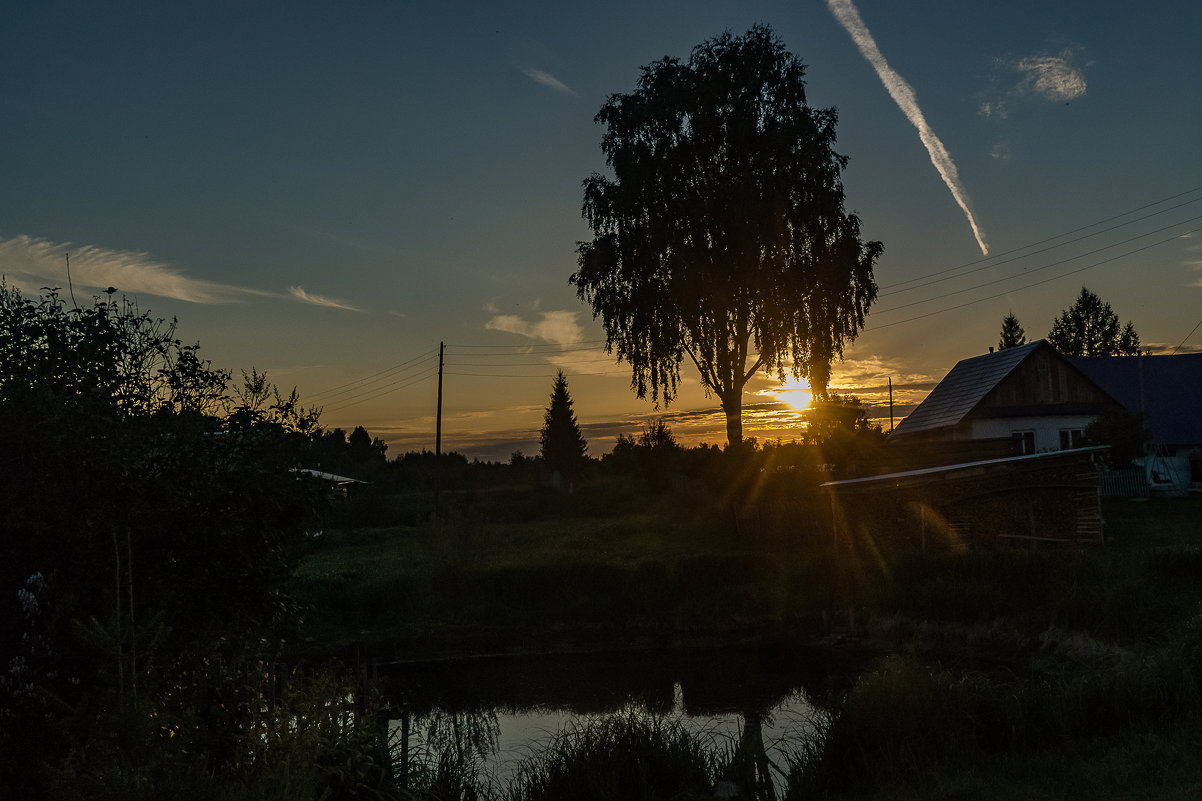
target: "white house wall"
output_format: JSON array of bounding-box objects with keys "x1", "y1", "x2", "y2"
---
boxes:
[{"x1": 969, "y1": 415, "x2": 1099, "y2": 452}]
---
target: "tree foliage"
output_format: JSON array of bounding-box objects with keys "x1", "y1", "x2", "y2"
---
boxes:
[
  {"x1": 0, "y1": 283, "x2": 325, "y2": 787},
  {"x1": 1047, "y1": 287, "x2": 1141, "y2": 356},
  {"x1": 609, "y1": 419, "x2": 681, "y2": 492},
  {"x1": 539, "y1": 370, "x2": 588, "y2": 481},
  {"x1": 998, "y1": 311, "x2": 1027, "y2": 350},
  {"x1": 572, "y1": 25, "x2": 881, "y2": 447}
]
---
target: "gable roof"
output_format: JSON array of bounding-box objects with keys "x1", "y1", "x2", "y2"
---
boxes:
[
  {"x1": 1071, "y1": 353, "x2": 1202, "y2": 445},
  {"x1": 892, "y1": 341, "x2": 1043, "y2": 436}
]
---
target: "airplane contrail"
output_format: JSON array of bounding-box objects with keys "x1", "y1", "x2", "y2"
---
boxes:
[{"x1": 826, "y1": 0, "x2": 990, "y2": 256}]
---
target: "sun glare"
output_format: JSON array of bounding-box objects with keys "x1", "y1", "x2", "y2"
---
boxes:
[{"x1": 775, "y1": 378, "x2": 813, "y2": 412}]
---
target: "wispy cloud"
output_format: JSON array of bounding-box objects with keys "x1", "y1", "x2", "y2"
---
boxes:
[
  {"x1": 0, "y1": 233, "x2": 363, "y2": 311},
  {"x1": 980, "y1": 47, "x2": 1088, "y2": 119},
  {"x1": 826, "y1": 0, "x2": 990, "y2": 256},
  {"x1": 288, "y1": 285, "x2": 361, "y2": 311},
  {"x1": 519, "y1": 66, "x2": 577, "y2": 96},
  {"x1": 0, "y1": 233, "x2": 270, "y2": 304},
  {"x1": 485, "y1": 309, "x2": 584, "y2": 345},
  {"x1": 1016, "y1": 50, "x2": 1087, "y2": 102}
]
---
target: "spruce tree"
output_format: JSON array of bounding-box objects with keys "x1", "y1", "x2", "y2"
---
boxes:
[
  {"x1": 540, "y1": 370, "x2": 588, "y2": 484},
  {"x1": 998, "y1": 311, "x2": 1027, "y2": 350},
  {"x1": 1048, "y1": 287, "x2": 1141, "y2": 356}
]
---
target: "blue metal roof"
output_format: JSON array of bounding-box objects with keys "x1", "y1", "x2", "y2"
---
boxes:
[
  {"x1": 892, "y1": 341, "x2": 1042, "y2": 435},
  {"x1": 1071, "y1": 353, "x2": 1202, "y2": 446}
]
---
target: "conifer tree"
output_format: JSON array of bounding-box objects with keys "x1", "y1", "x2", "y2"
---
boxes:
[
  {"x1": 539, "y1": 370, "x2": 588, "y2": 484},
  {"x1": 1048, "y1": 287, "x2": 1141, "y2": 356},
  {"x1": 998, "y1": 311, "x2": 1027, "y2": 350}
]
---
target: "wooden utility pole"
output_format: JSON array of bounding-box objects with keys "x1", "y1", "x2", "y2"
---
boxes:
[
  {"x1": 435, "y1": 341, "x2": 444, "y2": 457},
  {"x1": 434, "y1": 342, "x2": 444, "y2": 517},
  {"x1": 889, "y1": 377, "x2": 895, "y2": 432}
]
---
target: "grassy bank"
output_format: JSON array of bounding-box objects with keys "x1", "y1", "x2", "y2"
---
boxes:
[
  {"x1": 288, "y1": 480, "x2": 1202, "y2": 799},
  {"x1": 291, "y1": 479, "x2": 1202, "y2": 657},
  {"x1": 289, "y1": 475, "x2": 827, "y2": 657}
]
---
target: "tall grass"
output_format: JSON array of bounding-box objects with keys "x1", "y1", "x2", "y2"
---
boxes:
[
  {"x1": 503, "y1": 710, "x2": 731, "y2": 801},
  {"x1": 788, "y1": 614, "x2": 1202, "y2": 797}
]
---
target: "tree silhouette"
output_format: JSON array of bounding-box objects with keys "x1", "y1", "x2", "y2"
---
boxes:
[
  {"x1": 0, "y1": 282, "x2": 323, "y2": 776},
  {"x1": 1048, "y1": 287, "x2": 1141, "y2": 356},
  {"x1": 539, "y1": 370, "x2": 588, "y2": 485},
  {"x1": 573, "y1": 24, "x2": 881, "y2": 447},
  {"x1": 998, "y1": 311, "x2": 1027, "y2": 350}
]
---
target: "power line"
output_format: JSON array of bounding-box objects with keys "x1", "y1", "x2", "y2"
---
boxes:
[
  {"x1": 874, "y1": 213, "x2": 1202, "y2": 316},
  {"x1": 869, "y1": 223, "x2": 1202, "y2": 331},
  {"x1": 445, "y1": 340, "x2": 607, "y2": 353},
  {"x1": 883, "y1": 198, "x2": 1202, "y2": 297},
  {"x1": 881, "y1": 183, "x2": 1202, "y2": 291},
  {"x1": 306, "y1": 348, "x2": 437, "y2": 403},
  {"x1": 444, "y1": 357, "x2": 619, "y2": 367},
  {"x1": 1171, "y1": 319, "x2": 1202, "y2": 355},
  {"x1": 312, "y1": 361, "x2": 436, "y2": 406},
  {"x1": 445, "y1": 370, "x2": 623, "y2": 379},
  {"x1": 322, "y1": 367, "x2": 439, "y2": 413}
]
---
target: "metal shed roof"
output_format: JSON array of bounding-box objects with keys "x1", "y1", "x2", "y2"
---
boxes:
[{"x1": 821, "y1": 446, "x2": 1108, "y2": 490}]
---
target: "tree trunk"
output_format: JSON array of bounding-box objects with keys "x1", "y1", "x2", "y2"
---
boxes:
[{"x1": 722, "y1": 393, "x2": 743, "y2": 448}]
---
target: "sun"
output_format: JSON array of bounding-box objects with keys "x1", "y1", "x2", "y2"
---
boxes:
[{"x1": 774, "y1": 378, "x2": 813, "y2": 412}]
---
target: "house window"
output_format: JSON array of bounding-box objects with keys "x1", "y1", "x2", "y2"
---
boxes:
[
  {"x1": 1012, "y1": 430, "x2": 1035, "y2": 454},
  {"x1": 1059, "y1": 428, "x2": 1085, "y2": 450}
]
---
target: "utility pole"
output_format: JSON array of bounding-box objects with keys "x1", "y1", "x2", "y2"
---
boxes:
[
  {"x1": 434, "y1": 342, "x2": 444, "y2": 518},
  {"x1": 888, "y1": 377, "x2": 894, "y2": 432},
  {"x1": 436, "y1": 341, "x2": 444, "y2": 457}
]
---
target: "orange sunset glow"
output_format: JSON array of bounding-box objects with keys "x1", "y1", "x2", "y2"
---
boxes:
[{"x1": 773, "y1": 378, "x2": 815, "y2": 412}]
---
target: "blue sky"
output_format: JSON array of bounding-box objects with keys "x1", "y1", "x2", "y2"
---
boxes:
[{"x1": 3, "y1": 1, "x2": 1200, "y2": 460}]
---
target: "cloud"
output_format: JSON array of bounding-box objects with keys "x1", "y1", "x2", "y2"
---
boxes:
[
  {"x1": 520, "y1": 66, "x2": 577, "y2": 96},
  {"x1": 978, "y1": 100, "x2": 1007, "y2": 121},
  {"x1": 0, "y1": 233, "x2": 366, "y2": 312},
  {"x1": 0, "y1": 233, "x2": 269, "y2": 304},
  {"x1": 1015, "y1": 50, "x2": 1087, "y2": 102},
  {"x1": 485, "y1": 309, "x2": 584, "y2": 345},
  {"x1": 826, "y1": 0, "x2": 990, "y2": 256},
  {"x1": 980, "y1": 47, "x2": 1088, "y2": 118},
  {"x1": 288, "y1": 285, "x2": 361, "y2": 311}
]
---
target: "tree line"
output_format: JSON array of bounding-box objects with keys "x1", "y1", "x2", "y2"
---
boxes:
[{"x1": 999, "y1": 286, "x2": 1142, "y2": 356}]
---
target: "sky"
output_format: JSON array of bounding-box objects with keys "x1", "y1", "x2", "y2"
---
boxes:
[{"x1": 2, "y1": 0, "x2": 1200, "y2": 461}]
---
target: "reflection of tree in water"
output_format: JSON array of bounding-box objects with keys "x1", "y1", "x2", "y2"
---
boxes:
[
  {"x1": 393, "y1": 707, "x2": 500, "y2": 793},
  {"x1": 733, "y1": 706, "x2": 780, "y2": 801}
]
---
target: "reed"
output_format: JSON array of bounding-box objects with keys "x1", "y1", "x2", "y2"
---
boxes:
[{"x1": 503, "y1": 710, "x2": 729, "y2": 801}]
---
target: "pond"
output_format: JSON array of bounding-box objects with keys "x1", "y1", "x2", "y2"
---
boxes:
[{"x1": 377, "y1": 643, "x2": 863, "y2": 791}]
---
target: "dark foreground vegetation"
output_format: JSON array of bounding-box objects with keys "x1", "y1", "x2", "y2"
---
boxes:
[{"x1": 5, "y1": 282, "x2": 1202, "y2": 799}]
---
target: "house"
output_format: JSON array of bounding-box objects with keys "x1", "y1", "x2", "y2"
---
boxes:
[
  {"x1": 890, "y1": 340, "x2": 1123, "y2": 456},
  {"x1": 892, "y1": 341, "x2": 1202, "y2": 494},
  {"x1": 1070, "y1": 353, "x2": 1202, "y2": 491}
]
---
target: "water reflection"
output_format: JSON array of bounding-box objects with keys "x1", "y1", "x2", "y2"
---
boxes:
[{"x1": 381, "y1": 644, "x2": 847, "y2": 792}]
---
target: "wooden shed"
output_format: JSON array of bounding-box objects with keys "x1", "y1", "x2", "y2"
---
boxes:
[{"x1": 821, "y1": 447, "x2": 1108, "y2": 550}]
